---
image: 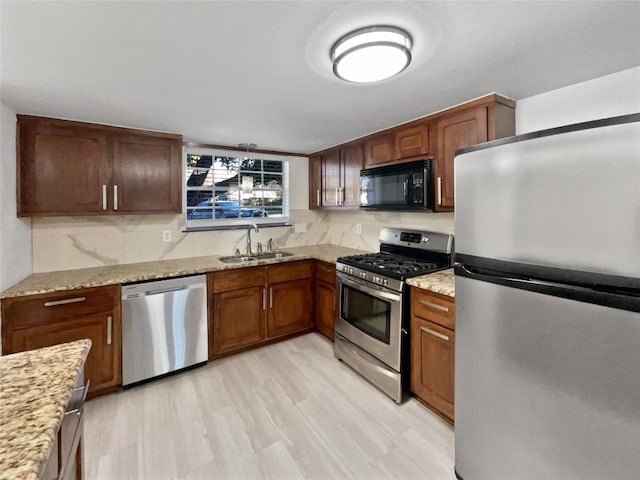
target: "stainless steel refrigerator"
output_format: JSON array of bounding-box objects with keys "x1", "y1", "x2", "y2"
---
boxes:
[{"x1": 453, "y1": 114, "x2": 640, "y2": 480}]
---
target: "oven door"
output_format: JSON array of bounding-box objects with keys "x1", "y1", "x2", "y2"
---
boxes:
[{"x1": 335, "y1": 273, "x2": 403, "y2": 370}]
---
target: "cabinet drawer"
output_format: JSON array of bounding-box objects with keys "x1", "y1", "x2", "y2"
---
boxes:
[
  {"x1": 411, "y1": 288, "x2": 455, "y2": 330},
  {"x1": 267, "y1": 261, "x2": 313, "y2": 284},
  {"x1": 1, "y1": 285, "x2": 119, "y2": 328},
  {"x1": 213, "y1": 267, "x2": 266, "y2": 293},
  {"x1": 315, "y1": 261, "x2": 336, "y2": 285}
]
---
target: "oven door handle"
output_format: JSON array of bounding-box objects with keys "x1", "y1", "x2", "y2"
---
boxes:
[{"x1": 337, "y1": 273, "x2": 402, "y2": 302}]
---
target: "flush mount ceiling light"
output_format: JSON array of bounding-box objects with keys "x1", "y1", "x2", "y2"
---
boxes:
[{"x1": 331, "y1": 26, "x2": 412, "y2": 83}]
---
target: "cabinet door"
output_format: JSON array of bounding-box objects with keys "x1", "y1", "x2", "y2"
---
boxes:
[
  {"x1": 410, "y1": 316, "x2": 455, "y2": 422},
  {"x1": 322, "y1": 149, "x2": 341, "y2": 207},
  {"x1": 435, "y1": 106, "x2": 488, "y2": 210},
  {"x1": 395, "y1": 123, "x2": 430, "y2": 159},
  {"x1": 213, "y1": 287, "x2": 265, "y2": 355},
  {"x1": 309, "y1": 155, "x2": 322, "y2": 209},
  {"x1": 9, "y1": 312, "x2": 121, "y2": 395},
  {"x1": 111, "y1": 133, "x2": 182, "y2": 213},
  {"x1": 18, "y1": 116, "x2": 109, "y2": 216},
  {"x1": 315, "y1": 279, "x2": 335, "y2": 341},
  {"x1": 267, "y1": 278, "x2": 313, "y2": 339},
  {"x1": 341, "y1": 143, "x2": 363, "y2": 208},
  {"x1": 364, "y1": 134, "x2": 395, "y2": 167}
]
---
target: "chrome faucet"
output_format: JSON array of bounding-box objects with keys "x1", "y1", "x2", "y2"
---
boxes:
[
  {"x1": 246, "y1": 223, "x2": 259, "y2": 255},
  {"x1": 267, "y1": 238, "x2": 273, "y2": 252}
]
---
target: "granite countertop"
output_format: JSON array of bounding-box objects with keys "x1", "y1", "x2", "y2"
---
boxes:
[
  {"x1": 0, "y1": 244, "x2": 368, "y2": 299},
  {"x1": 0, "y1": 340, "x2": 91, "y2": 480},
  {"x1": 406, "y1": 268, "x2": 455, "y2": 297}
]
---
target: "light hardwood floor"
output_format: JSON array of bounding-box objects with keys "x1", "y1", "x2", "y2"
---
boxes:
[{"x1": 84, "y1": 333, "x2": 455, "y2": 480}]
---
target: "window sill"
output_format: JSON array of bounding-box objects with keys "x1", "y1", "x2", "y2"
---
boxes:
[{"x1": 183, "y1": 222, "x2": 292, "y2": 233}]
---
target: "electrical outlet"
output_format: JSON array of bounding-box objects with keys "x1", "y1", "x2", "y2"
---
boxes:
[
  {"x1": 356, "y1": 224, "x2": 362, "y2": 234},
  {"x1": 162, "y1": 230, "x2": 171, "y2": 242}
]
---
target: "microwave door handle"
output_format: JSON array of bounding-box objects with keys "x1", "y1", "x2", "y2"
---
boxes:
[{"x1": 404, "y1": 175, "x2": 411, "y2": 205}]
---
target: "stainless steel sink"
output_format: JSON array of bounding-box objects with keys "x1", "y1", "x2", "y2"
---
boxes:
[
  {"x1": 255, "y1": 251, "x2": 294, "y2": 260},
  {"x1": 218, "y1": 251, "x2": 294, "y2": 264},
  {"x1": 218, "y1": 255, "x2": 258, "y2": 264}
]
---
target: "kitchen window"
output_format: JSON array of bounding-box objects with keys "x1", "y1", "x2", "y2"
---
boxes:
[{"x1": 184, "y1": 147, "x2": 289, "y2": 229}]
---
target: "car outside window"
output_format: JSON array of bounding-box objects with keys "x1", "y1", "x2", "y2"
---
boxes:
[{"x1": 184, "y1": 148, "x2": 289, "y2": 229}]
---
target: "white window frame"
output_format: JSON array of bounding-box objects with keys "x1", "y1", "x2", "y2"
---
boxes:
[{"x1": 183, "y1": 146, "x2": 290, "y2": 230}]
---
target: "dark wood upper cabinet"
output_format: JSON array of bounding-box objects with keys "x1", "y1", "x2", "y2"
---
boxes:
[
  {"x1": 435, "y1": 106, "x2": 488, "y2": 210},
  {"x1": 321, "y1": 148, "x2": 341, "y2": 208},
  {"x1": 313, "y1": 143, "x2": 363, "y2": 209},
  {"x1": 434, "y1": 97, "x2": 515, "y2": 211},
  {"x1": 395, "y1": 123, "x2": 430, "y2": 159},
  {"x1": 364, "y1": 133, "x2": 395, "y2": 167},
  {"x1": 17, "y1": 118, "x2": 110, "y2": 215},
  {"x1": 309, "y1": 93, "x2": 515, "y2": 212},
  {"x1": 309, "y1": 155, "x2": 322, "y2": 209},
  {"x1": 341, "y1": 143, "x2": 363, "y2": 208},
  {"x1": 111, "y1": 133, "x2": 182, "y2": 213},
  {"x1": 17, "y1": 115, "x2": 182, "y2": 216}
]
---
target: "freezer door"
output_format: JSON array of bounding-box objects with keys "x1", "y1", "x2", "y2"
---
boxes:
[
  {"x1": 455, "y1": 118, "x2": 640, "y2": 278},
  {"x1": 455, "y1": 275, "x2": 640, "y2": 480}
]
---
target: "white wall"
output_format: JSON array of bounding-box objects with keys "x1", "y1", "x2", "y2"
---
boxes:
[
  {"x1": 516, "y1": 66, "x2": 640, "y2": 134},
  {"x1": 0, "y1": 102, "x2": 32, "y2": 290},
  {"x1": 0, "y1": 102, "x2": 33, "y2": 354}
]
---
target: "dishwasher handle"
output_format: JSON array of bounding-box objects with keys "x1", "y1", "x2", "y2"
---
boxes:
[
  {"x1": 144, "y1": 286, "x2": 188, "y2": 296},
  {"x1": 122, "y1": 275, "x2": 207, "y2": 300}
]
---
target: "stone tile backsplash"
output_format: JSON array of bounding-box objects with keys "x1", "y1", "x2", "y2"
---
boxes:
[{"x1": 32, "y1": 210, "x2": 454, "y2": 272}]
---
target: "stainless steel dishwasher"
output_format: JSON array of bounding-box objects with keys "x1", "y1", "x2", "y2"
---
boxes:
[{"x1": 121, "y1": 274, "x2": 208, "y2": 386}]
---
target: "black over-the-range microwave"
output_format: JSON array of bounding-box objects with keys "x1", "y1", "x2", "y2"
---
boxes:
[{"x1": 360, "y1": 159, "x2": 435, "y2": 211}]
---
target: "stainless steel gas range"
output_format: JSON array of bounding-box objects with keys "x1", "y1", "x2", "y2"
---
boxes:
[{"x1": 334, "y1": 227, "x2": 454, "y2": 403}]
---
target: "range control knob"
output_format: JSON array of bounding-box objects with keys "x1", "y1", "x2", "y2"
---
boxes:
[
  {"x1": 383, "y1": 279, "x2": 388, "y2": 286},
  {"x1": 348, "y1": 268, "x2": 354, "y2": 275},
  {"x1": 360, "y1": 272, "x2": 367, "y2": 279}
]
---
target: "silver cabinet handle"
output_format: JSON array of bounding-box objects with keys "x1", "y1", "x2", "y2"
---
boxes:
[
  {"x1": 44, "y1": 296, "x2": 86, "y2": 307},
  {"x1": 113, "y1": 185, "x2": 118, "y2": 210},
  {"x1": 269, "y1": 287, "x2": 273, "y2": 309},
  {"x1": 335, "y1": 187, "x2": 339, "y2": 206},
  {"x1": 102, "y1": 184, "x2": 107, "y2": 210},
  {"x1": 65, "y1": 379, "x2": 91, "y2": 416},
  {"x1": 340, "y1": 186, "x2": 345, "y2": 206},
  {"x1": 316, "y1": 189, "x2": 320, "y2": 207},
  {"x1": 419, "y1": 299, "x2": 449, "y2": 313},
  {"x1": 437, "y1": 177, "x2": 443, "y2": 205},
  {"x1": 420, "y1": 326, "x2": 450, "y2": 342},
  {"x1": 262, "y1": 288, "x2": 266, "y2": 310},
  {"x1": 106, "y1": 316, "x2": 112, "y2": 345}
]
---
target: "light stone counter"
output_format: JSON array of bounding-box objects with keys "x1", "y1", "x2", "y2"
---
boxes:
[
  {"x1": 0, "y1": 340, "x2": 91, "y2": 480},
  {"x1": 406, "y1": 268, "x2": 455, "y2": 297},
  {"x1": 0, "y1": 244, "x2": 368, "y2": 299}
]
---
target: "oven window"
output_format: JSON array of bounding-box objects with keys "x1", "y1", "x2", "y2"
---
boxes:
[{"x1": 341, "y1": 285, "x2": 391, "y2": 344}]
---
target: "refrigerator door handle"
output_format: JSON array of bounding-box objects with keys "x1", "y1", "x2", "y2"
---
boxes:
[{"x1": 455, "y1": 264, "x2": 640, "y2": 314}]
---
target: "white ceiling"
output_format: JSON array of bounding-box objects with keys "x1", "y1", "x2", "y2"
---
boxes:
[{"x1": 2, "y1": 1, "x2": 639, "y2": 154}]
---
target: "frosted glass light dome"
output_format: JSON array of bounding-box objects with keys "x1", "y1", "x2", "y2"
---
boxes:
[{"x1": 331, "y1": 26, "x2": 412, "y2": 83}]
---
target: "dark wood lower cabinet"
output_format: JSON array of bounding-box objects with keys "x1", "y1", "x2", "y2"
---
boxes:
[
  {"x1": 212, "y1": 286, "x2": 265, "y2": 355},
  {"x1": 410, "y1": 287, "x2": 455, "y2": 423},
  {"x1": 268, "y1": 278, "x2": 313, "y2": 338},
  {"x1": 1, "y1": 285, "x2": 121, "y2": 398},
  {"x1": 314, "y1": 261, "x2": 337, "y2": 341},
  {"x1": 210, "y1": 261, "x2": 315, "y2": 358}
]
